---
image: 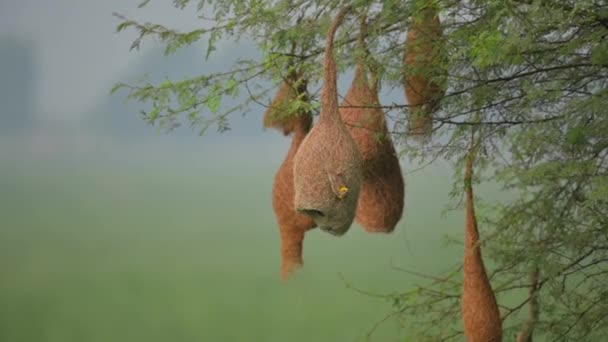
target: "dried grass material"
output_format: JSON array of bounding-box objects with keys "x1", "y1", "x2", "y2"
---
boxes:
[
  {"x1": 263, "y1": 72, "x2": 308, "y2": 136},
  {"x1": 461, "y1": 140, "x2": 503, "y2": 342},
  {"x1": 273, "y1": 114, "x2": 316, "y2": 280},
  {"x1": 340, "y1": 62, "x2": 404, "y2": 233},
  {"x1": 265, "y1": 73, "x2": 316, "y2": 280},
  {"x1": 293, "y1": 6, "x2": 363, "y2": 236},
  {"x1": 403, "y1": 4, "x2": 446, "y2": 138},
  {"x1": 356, "y1": 163, "x2": 404, "y2": 233}
]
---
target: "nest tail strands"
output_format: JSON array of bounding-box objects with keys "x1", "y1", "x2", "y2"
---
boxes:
[
  {"x1": 293, "y1": 6, "x2": 363, "y2": 237},
  {"x1": 461, "y1": 135, "x2": 503, "y2": 342},
  {"x1": 403, "y1": 2, "x2": 446, "y2": 138},
  {"x1": 265, "y1": 71, "x2": 316, "y2": 280},
  {"x1": 339, "y1": 14, "x2": 404, "y2": 233}
]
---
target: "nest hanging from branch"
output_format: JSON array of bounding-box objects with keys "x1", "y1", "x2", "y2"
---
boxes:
[
  {"x1": 265, "y1": 70, "x2": 316, "y2": 280},
  {"x1": 461, "y1": 130, "x2": 503, "y2": 342},
  {"x1": 403, "y1": 2, "x2": 447, "y2": 139},
  {"x1": 339, "y1": 14, "x2": 404, "y2": 233},
  {"x1": 293, "y1": 6, "x2": 363, "y2": 237}
]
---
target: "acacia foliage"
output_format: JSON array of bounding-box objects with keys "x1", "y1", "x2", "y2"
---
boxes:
[{"x1": 113, "y1": 0, "x2": 608, "y2": 340}]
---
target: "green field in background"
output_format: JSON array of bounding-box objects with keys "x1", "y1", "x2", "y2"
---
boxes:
[{"x1": 0, "y1": 152, "x2": 470, "y2": 342}]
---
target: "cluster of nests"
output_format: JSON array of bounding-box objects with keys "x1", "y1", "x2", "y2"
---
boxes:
[
  {"x1": 263, "y1": 4, "x2": 502, "y2": 342},
  {"x1": 264, "y1": 5, "x2": 441, "y2": 279}
]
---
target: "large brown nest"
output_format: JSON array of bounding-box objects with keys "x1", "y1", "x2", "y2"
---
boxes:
[
  {"x1": 293, "y1": 6, "x2": 363, "y2": 237},
  {"x1": 403, "y1": 3, "x2": 446, "y2": 138},
  {"x1": 340, "y1": 57, "x2": 404, "y2": 233}
]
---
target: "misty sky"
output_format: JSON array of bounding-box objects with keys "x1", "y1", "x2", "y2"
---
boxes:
[
  {"x1": 0, "y1": 0, "x2": 297, "y2": 162},
  {"x1": 0, "y1": 0, "x2": 225, "y2": 122},
  {"x1": 0, "y1": 0, "x2": 409, "y2": 156}
]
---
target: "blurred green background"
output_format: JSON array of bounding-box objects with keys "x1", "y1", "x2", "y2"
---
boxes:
[{"x1": 0, "y1": 147, "x2": 465, "y2": 342}]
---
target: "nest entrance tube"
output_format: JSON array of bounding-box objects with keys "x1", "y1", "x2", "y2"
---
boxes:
[
  {"x1": 265, "y1": 70, "x2": 316, "y2": 280},
  {"x1": 339, "y1": 14, "x2": 404, "y2": 233},
  {"x1": 403, "y1": 2, "x2": 446, "y2": 139},
  {"x1": 293, "y1": 6, "x2": 363, "y2": 237}
]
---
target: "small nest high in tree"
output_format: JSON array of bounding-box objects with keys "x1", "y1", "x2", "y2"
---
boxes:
[
  {"x1": 293, "y1": 6, "x2": 363, "y2": 237},
  {"x1": 263, "y1": 70, "x2": 309, "y2": 136},
  {"x1": 461, "y1": 132, "x2": 503, "y2": 342},
  {"x1": 264, "y1": 70, "x2": 316, "y2": 280},
  {"x1": 339, "y1": 15, "x2": 404, "y2": 233},
  {"x1": 403, "y1": 1, "x2": 446, "y2": 139}
]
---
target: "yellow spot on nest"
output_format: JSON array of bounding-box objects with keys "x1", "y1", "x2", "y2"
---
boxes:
[{"x1": 338, "y1": 185, "x2": 349, "y2": 199}]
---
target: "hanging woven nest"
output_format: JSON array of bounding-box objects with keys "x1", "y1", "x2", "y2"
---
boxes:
[
  {"x1": 339, "y1": 15, "x2": 404, "y2": 233},
  {"x1": 293, "y1": 6, "x2": 363, "y2": 237},
  {"x1": 265, "y1": 70, "x2": 317, "y2": 280},
  {"x1": 403, "y1": 2, "x2": 446, "y2": 139},
  {"x1": 461, "y1": 132, "x2": 503, "y2": 341}
]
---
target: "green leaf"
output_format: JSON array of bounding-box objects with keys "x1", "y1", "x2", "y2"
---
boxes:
[
  {"x1": 138, "y1": 0, "x2": 151, "y2": 8},
  {"x1": 206, "y1": 30, "x2": 220, "y2": 61},
  {"x1": 591, "y1": 43, "x2": 608, "y2": 66},
  {"x1": 110, "y1": 83, "x2": 124, "y2": 95},
  {"x1": 207, "y1": 95, "x2": 221, "y2": 113},
  {"x1": 148, "y1": 107, "x2": 160, "y2": 122}
]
